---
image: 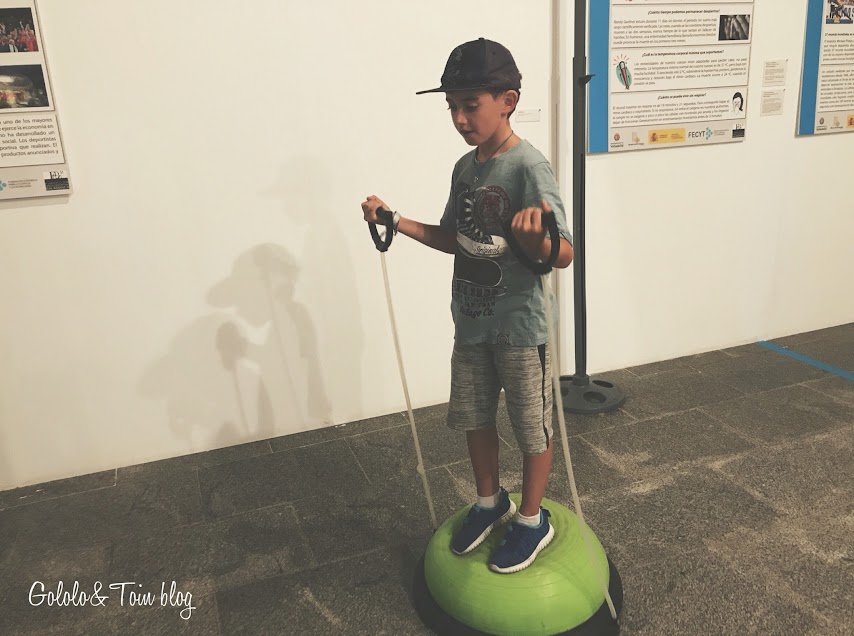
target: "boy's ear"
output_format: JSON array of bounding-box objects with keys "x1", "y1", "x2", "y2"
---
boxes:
[{"x1": 504, "y1": 90, "x2": 519, "y2": 113}]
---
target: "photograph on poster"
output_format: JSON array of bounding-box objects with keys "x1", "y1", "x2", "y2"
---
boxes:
[
  {"x1": 731, "y1": 91, "x2": 745, "y2": 113},
  {"x1": 0, "y1": 8, "x2": 38, "y2": 52},
  {"x1": 719, "y1": 15, "x2": 751, "y2": 41},
  {"x1": 0, "y1": 64, "x2": 48, "y2": 108},
  {"x1": 826, "y1": 0, "x2": 854, "y2": 24}
]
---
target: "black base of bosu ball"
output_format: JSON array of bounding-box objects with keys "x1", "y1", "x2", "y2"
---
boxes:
[
  {"x1": 559, "y1": 375, "x2": 627, "y2": 415},
  {"x1": 413, "y1": 554, "x2": 623, "y2": 636}
]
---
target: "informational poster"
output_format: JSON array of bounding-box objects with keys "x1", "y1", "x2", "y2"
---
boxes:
[
  {"x1": 0, "y1": 0, "x2": 71, "y2": 200},
  {"x1": 797, "y1": 0, "x2": 854, "y2": 136},
  {"x1": 589, "y1": 0, "x2": 756, "y2": 153}
]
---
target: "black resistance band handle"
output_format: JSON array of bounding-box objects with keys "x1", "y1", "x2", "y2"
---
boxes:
[
  {"x1": 503, "y1": 210, "x2": 561, "y2": 274},
  {"x1": 369, "y1": 207, "x2": 394, "y2": 252}
]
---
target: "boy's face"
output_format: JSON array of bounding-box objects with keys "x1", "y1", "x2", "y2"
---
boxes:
[{"x1": 445, "y1": 89, "x2": 515, "y2": 146}]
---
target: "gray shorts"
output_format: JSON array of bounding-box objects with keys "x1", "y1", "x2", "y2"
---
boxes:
[{"x1": 447, "y1": 343, "x2": 553, "y2": 455}]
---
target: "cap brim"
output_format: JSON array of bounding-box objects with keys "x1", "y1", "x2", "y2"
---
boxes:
[
  {"x1": 415, "y1": 86, "x2": 445, "y2": 95},
  {"x1": 416, "y1": 84, "x2": 504, "y2": 96}
]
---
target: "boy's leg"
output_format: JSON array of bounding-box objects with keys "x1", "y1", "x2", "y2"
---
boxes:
[
  {"x1": 520, "y1": 443, "x2": 553, "y2": 516},
  {"x1": 466, "y1": 426, "x2": 500, "y2": 498},
  {"x1": 447, "y1": 344, "x2": 502, "y2": 495},
  {"x1": 487, "y1": 343, "x2": 556, "y2": 573},
  {"x1": 495, "y1": 343, "x2": 554, "y2": 517},
  {"x1": 447, "y1": 344, "x2": 514, "y2": 556}
]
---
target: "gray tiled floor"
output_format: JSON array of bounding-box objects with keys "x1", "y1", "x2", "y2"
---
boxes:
[{"x1": 1, "y1": 323, "x2": 852, "y2": 635}]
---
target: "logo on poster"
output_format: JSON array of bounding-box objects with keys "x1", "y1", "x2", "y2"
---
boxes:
[
  {"x1": 848, "y1": 116, "x2": 854, "y2": 128},
  {"x1": 648, "y1": 128, "x2": 686, "y2": 144},
  {"x1": 0, "y1": 180, "x2": 6, "y2": 191},
  {"x1": 688, "y1": 128, "x2": 714, "y2": 141}
]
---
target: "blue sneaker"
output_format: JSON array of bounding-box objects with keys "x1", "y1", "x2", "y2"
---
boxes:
[
  {"x1": 450, "y1": 487, "x2": 517, "y2": 555},
  {"x1": 488, "y1": 508, "x2": 554, "y2": 574}
]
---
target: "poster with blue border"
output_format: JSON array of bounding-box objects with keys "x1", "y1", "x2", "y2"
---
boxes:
[
  {"x1": 589, "y1": 0, "x2": 755, "y2": 153},
  {"x1": 0, "y1": 0, "x2": 71, "y2": 200},
  {"x1": 797, "y1": 0, "x2": 854, "y2": 135}
]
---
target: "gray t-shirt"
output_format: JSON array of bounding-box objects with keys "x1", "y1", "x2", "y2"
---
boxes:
[{"x1": 440, "y1": 139, "x2": 572, "y2": 346}]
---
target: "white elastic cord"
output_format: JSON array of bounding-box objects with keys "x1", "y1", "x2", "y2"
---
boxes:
[
  {"x1": 381, "y1": 251, "x2": 439, "y2": 531},
  {"x1": 541, "y1": 273, "x2": 616, "y2": 620}
]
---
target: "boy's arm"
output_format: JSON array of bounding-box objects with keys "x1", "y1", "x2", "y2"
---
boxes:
[
  {"x1": 536, "y1": 236, "x2": 573, "y2": 269},
  {"x1": 512, "y1": 201, "x2": 574, "y2": 269},
  {"x1": 361, "y1": 167, "x2": 458, "y2": 255},
  {"x1": 517, "y1": 162, "x2": 574, "y2": 269},
  {"x1": 542, "y1": 239, "x2": 573, "y2": 269},
  {"x1": 361, "y1": 195, "x2": 456, "y2": 255},
  {"x1": 397, "y1": 216, "x2": 457, "y2": 254}
]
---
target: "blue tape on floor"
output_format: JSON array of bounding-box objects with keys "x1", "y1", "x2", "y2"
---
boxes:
[{"x1": 757, "y1": 341, "x2": 854, "y2": 382}]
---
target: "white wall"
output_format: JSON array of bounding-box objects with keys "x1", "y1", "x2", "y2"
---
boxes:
[
  {"x1": 0, "y1": 0, "x2": 555, "y2": 490},
  {"x1": 3, "y1": 0, "x2": 850, "y2": 492},
  {"x1": 557, "y1": 0, "x2": 854, "y2": 377}
]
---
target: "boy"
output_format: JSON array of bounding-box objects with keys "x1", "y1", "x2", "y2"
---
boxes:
[{"x1": 361, "y1": 38, "x2": 573, "y2": 574}]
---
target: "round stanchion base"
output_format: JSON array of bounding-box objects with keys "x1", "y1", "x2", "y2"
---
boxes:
[{"x1": 559, "y1": 375, "x2": 626, "y2": 415}]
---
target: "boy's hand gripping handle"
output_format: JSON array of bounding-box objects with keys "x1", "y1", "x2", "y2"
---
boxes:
[
  {"x1": 503, "y1": 210, "x2": 561, "y2": 274},
  {"x1": 369, "y1": 207, "x2": 395, "y2": 252}
]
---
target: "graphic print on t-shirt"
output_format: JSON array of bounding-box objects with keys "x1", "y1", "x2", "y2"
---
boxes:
[{"x1": 453, "y1": 184, "x2": 514, "y2": 319}]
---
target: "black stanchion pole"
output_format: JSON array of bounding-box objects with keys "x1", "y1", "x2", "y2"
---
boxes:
[{"x1": 559, "y1": 0, "x2": 626, "y2": 414}]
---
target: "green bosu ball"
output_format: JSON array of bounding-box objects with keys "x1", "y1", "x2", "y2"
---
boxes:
[{"x1": 413, "y1": 494, "x2": 623, "y2": 635}]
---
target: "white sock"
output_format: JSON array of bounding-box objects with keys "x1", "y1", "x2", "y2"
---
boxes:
[
  {"x1": 516, "y1": 510, "x2": 541, "y2": 527},
  {"x1": 477, "y1": 489, "x2": 500, "y2": 509}
]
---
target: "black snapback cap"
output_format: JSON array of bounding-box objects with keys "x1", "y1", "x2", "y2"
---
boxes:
[{"x1": 416, "y1": 38, "x2": 521, "y2": 95}]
